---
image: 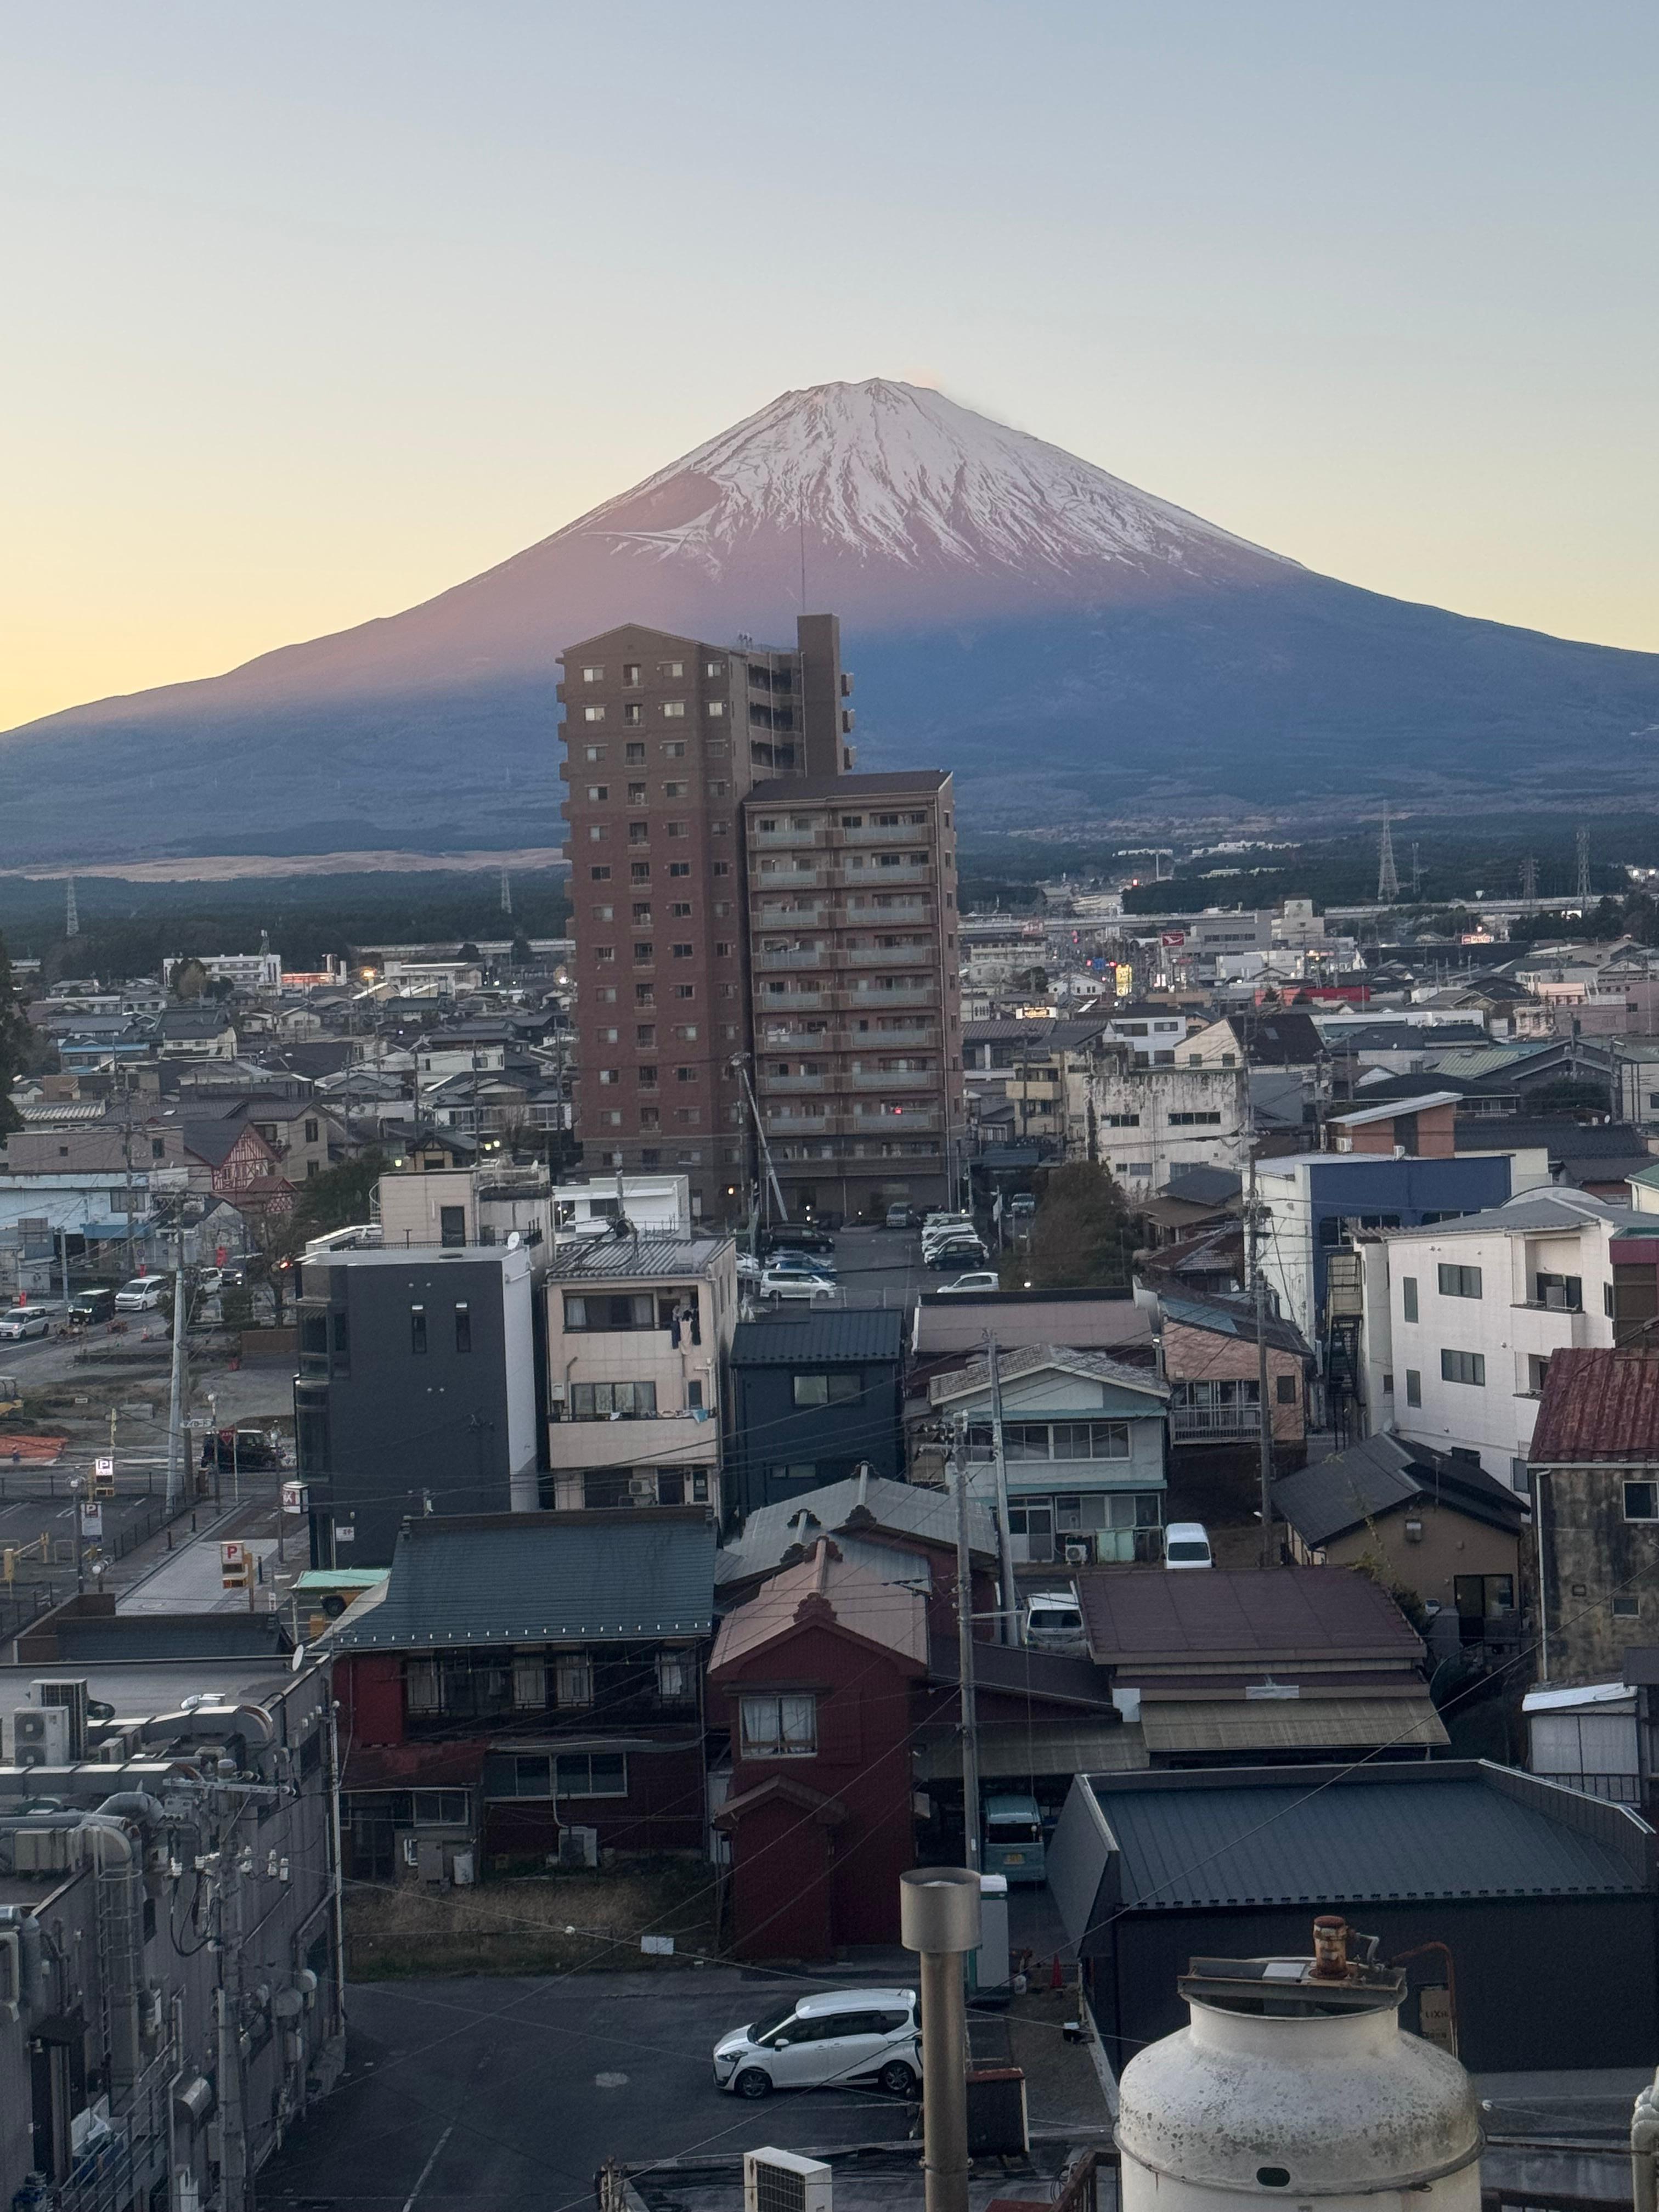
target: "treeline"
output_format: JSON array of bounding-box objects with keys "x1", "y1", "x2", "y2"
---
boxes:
[{"x1": 0, "y1": 870, "x2": 571, "y2": 980}]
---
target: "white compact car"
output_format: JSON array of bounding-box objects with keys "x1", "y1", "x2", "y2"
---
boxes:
[
  {"x1": 759, "y1": 1266, "x2": 838, "y2": 1302},
  {"x1": 0, "y1": 1308, "x2": 50, "y2": 1341},
  {"x1": 114, "y1": 1278, "x2": 167, "y2": 1312},
  {"x1": 713, "y1": 1987, "x2": 919, "y2": 2099},
  {"x1": 938, "y1": 1271, "x2": 1001, "y2": 1294}
]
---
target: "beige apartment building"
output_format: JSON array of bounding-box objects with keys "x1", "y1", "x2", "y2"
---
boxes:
[{"x1": 743, "y1": 770, "x2": 966, "y2": 1220}]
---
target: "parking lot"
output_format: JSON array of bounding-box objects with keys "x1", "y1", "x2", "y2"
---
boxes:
[{"x1": 748, "y1": 1222, "x2": 995, "y2": 1316}]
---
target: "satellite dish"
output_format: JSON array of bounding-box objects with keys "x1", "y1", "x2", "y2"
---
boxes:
[{"x1": 506, "y1": 1231, "x2": 522, "y2": 1250}]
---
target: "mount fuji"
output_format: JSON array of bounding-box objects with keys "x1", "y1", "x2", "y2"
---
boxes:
[{"x1": 7, "y1": 378, "x2": 1659, "y2": 862}]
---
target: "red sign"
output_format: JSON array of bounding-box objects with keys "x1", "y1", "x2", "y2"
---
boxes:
[
  {"x1": 216, "y1": 1246, "x2": 228, "y2": 1266},
  {"x1": 1161, "y1": 931, "x2": 1186, "y2": 947}
]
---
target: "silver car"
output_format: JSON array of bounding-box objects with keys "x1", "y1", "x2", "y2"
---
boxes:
[
  {"x1": 0, "y1": 1308, "x2": 50, "y2": 1341},
  {"x1": 713, "y1": 1987, "x2": 919, "y2": 2099}
]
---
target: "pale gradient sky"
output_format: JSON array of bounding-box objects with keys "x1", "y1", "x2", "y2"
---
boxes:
[{"x1": 4, "y1": 0, "x2": 1656, "y2": 731}]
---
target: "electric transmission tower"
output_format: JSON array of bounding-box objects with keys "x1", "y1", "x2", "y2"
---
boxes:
[
  {"x1": 500, "y1": 866, "x2": 513, "y2": 917},
  {"x1": 1575, "y1": 826, "x2": 1591, "y2": 907},
  {"x1": 1520, "y1": 854, "x2": 1538, "y2": 905},
  {"x1": 64, "y1": 877, "x2": 79, "y2": 939},
  {"x1": 1410, "y1": 842, "x2": 1423, "y2": 899},
  {"x1": 1376, "y1": 805, "x2": 1400, "y2": 904}
]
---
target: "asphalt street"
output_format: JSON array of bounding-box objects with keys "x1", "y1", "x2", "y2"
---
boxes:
[{"x1": 260, "y1": 1968, "x2": 922, "y2": 2212}]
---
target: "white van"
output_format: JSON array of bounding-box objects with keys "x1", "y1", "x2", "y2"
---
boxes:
[
  {"x1": 1025, "y1": 1590, "x2": 1087, "y2": 1653},
  {"x1": 712, "y1": 1987, "x2": 919, "y2": 2098},
  {"x1": 114, "y1": 1277, "x2": 167, "y2": 1313},
  {"x1": 1164, "y1": 1521, "x2": 1214, "y2": 1570}
]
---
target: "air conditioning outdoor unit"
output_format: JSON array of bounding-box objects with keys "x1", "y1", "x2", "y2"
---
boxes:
[
  {"x1": 1063, "y1": 1542, "x2": 1091, "y2": 1567},
  {"x1": 628, "y1": 1475, "x2": 656, "y2": 1501},
  {"x1": 744, "y1": 2150, "x2": 832, "y2": 2212},
  {"x1": 32, "y1": 1678, "x2": 89, "y2": 1760},
  {"x1": 12, "y1": 1707, "x2": 71, "y2": 1768},
  {"x1": 557, "y1": 1825, "x2": 600, "y2": 1870}
]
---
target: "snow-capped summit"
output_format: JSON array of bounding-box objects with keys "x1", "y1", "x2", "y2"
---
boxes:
[
  {"x1": 7, "y1": 376, "x2": 1658, "y2": 865},
  {"x1": 573, "y1": 378, "x2": 1293, "y2": 588}
]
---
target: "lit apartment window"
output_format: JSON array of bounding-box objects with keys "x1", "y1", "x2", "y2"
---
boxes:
[
  {"x1": 659, "y1": 660, "x2": 685, "y2": 678},
  {"x1": 740, "y1": 1693, "x2": 816, "y2": 1757},
  {"x1": 663, "y1": 701, "x2": 686, "y2": 719},
  {"x1": 588, "y1": 826, "x2": 608, "y2": 843},
  {"x1": 584, "y1": 744, "x2": 605, "y2": 763},
  {"x1": 597, "y1": 1069, "x2": 619, "y2": 1086},
  {"x1": 707, "y1": 700, "x2": 725, "y2": 717},
  {"x1": 704, "y1": 661, "x2": 724, "y2": 677},
  {"x1": 581, "y1": 665, "x2": 604, "y2": 682},
  {"x1": 584, "y1": 705, "x2": 605, "y2": 722}
]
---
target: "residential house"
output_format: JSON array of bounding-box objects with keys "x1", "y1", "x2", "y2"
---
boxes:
[
  {"x1": 1529, "y1": 1347, "x2": 1659, "y2": 1681},
  {"x1": 328, "y1": 1509, "x2": 716, "y2": 1872},
  {"x1": 377, "y1": 1161, "x2": 556, "y2": 1251},
  {"x1": 1071, "y1": 1565, "x2": 1447, "y2": 1764},
  {"x1": 1272, "y1": 1431, "x2": 1527, "y2": 1654},
  {"x1": 1047, "y1": 1762, "x2": 1659, "y2": 2079},
  {"x1": 1325, "y1": 1092, "x2": 1462, "y2": 1158},
  {"x1": 930, "y1": 1345, "x2": 1169, "y2": 1564},
  {"x1": 1256, "y1": 1150, "x2": 1517, "y2": 1350},
  {"x1": 1137, "y1": 1164, "x2": 1242, "y2": 1250},
  {"x1": 714, "y1": 1471, "x2": 999, "y2": 1643},
  {"x1": 1357, "y1": 1191, "x2": 1659, "y2": 1489},
  {"x1": 153, "y1": 1005, "x2": 239, "y2": 1058},
  {"x1": 1158, "y1": 1289, "x2": 1311, "y2": 1480},
  {"x1": 544, "y1": 1233, "x2": 737, "y2": 1513},
  {"x1": 1455, "y1": 1115, "x2": 1655, "y2": 1197},
  {"x1": 294, "y1": 1243, "x2": 540, "y2": 1565},
  {"x1": 710, "y1": 1539, "x2": 928, "y2": 1955},
  {"x1": 727, "y1": 1311, "x2": 905, "y2": 1516}
]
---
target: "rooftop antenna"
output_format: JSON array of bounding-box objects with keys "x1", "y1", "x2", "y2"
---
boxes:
[
  {"x1": 1376, "y1": 804, "x2": 1400, "y2": 905},
  {"x1": 1576, "y1": 825, "x2": 1592, "y2": 908},
  {"x1": 64, "y1": 876, "x2": 80, "y2": 940}
]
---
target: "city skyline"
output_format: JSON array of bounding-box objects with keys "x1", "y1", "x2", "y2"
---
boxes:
[{"x1": 3, "y1": 0, "x2": 1656, "y2": 735}]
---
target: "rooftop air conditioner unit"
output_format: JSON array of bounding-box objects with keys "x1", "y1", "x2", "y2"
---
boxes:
[
  {"x1": 12, "y1": 1706, "x2": 71, "y2": 1768},
  {"x1": 1064, "y1": 1542, "x2": 1091, "y2": 1567},
  {"x1": 32, "y1": 1678, "x2": 89, "y2": 1760},
  {"x1": 557, "y1": 1825, "x2": 599, "y2": 1870},
  {"x1": 744, "y1": 2151, "x2": 832, "y2": 2212}
]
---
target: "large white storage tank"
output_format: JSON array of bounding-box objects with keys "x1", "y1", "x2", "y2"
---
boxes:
[{"x1": 1118, "y1": 1917, "x2": 1481, "y2": 2212}]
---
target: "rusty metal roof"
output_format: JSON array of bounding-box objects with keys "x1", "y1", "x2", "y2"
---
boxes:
[{"x1": 1531, "y1": 1348, "x2": 1659, "y2": 1465}]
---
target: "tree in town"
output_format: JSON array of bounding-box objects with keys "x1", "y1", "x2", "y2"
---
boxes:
[
  {"x1": 0, "y1": 929, "x2": 28, "y2": 1136},
  {"x1": 291, "y1": 1148, "x2": 387, "y2": 1240},
  {"x1": 1004, "y1": 1160, "x2": 1139, "y2": 1290}
]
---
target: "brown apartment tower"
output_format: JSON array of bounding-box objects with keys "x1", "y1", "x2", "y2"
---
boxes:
[{"x1": 558, "y1": 615, "x2": 964, "y2": 1224}]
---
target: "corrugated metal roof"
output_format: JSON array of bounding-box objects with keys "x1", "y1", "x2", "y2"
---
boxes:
[
  {"x1": 731, "y1": 1311, "x2": 905, "y2": 1365},
  {"x1": 1328, "y1": 1091, "x2": 1464, "y2": 1127},
  {"x1": 931, "y1": 1343, "x2": 1170, "y2": 1407},
  {"x1": 544, "y1": 1234, "x2": 733, "y2": 1280},
  {"x1": 1532, "y1": 1349, "x2": 1659, "y2": 1465},
  {"x1": 1138, "y1": 1695, "x2": 1448, "y2": 1756},
  {"x1": 919, "y1": 1722, "x2": 1149, "y2": 1782},
  {"x1": 710, "y1": 1539, "x2": 927, "y2": 1675},
  {"x1": 716, "y1": 1475, "x2": 996, "y2": 1585},
  {"x1": 1088, "y1": 1770, "x2": 1647, "y2": 1908},
  {"x1": 329, "y1": 1510, "x2": 717, "y2": 1646}
]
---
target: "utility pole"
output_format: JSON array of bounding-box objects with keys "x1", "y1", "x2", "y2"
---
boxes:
[
  {"x1": 165, "y1": 1233, "x2": 189, "y2": 1512},
  {"x1": 984, "y1": 1340, "x2": 1017, "y2": 1645},
  {"x1": 1256, "y1": 1267, "x2": 1275, "y2": 1570},
  {"x1": 952, "y1": 1430, "x2": 980, "y2": 1871}
]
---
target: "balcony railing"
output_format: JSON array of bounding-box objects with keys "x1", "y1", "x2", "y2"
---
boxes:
[
  {"x1": 849, "y1": 942, "x2": 935, "y2": 965},
  {"x1": 753, "y1": 946, "x2": 830, "y2": 970},
  {"x1": 1170, "y1": 1403, "x2": 1262, "y2": 1440},
  {"x1": 848, "y1": 981, "x2": 938, "y2": 1006},
  {"x1": 849, "y1": 1067, "x2": 936, "y2": 1089},
  {"x1": 762, "y1": 1074, "x2": 829, "y2": 1093}
]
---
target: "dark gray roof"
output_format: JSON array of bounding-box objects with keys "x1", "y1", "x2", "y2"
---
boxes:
[
  {"x1": 716, "y1": 1475, "x2": 996, "y2": 1588},
  {"x1": 1084, "y1": 1765, "x2": 1650, "y2": 1909},
  {"x1": 732, "y1": 1311, "x2": 905, "y2": 1365},
  {"x1": 1160, "y1": 1165, "x2": 1242, "y2": 1206},
  {"x1": 1455, "y1": 1118, "x2": 1649, "y2": 1161},
  {"x1": 329, "y1": 1510, "x2": 716, "y2": 1646},
  {"x1": 1160, "y1": 1290, "x2": 1311, "y2": 1359},
  {"x1": 1271, "y1": 1432, "x2": 1527, "y2": 1548}
]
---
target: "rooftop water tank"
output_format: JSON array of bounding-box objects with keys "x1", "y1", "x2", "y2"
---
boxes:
[{"x1": 1118, "y1": 1917, "x2": 1480, "y2": 2212}]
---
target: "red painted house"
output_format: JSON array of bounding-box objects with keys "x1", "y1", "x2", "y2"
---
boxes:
[
  {"x1": 326, "y1": 1508, "x2": 716, "y2": 1880},
  {"x1": 710, "y1": 1540, "x2": 928, "y2": 1957}
]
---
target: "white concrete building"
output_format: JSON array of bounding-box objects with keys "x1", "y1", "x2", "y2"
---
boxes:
[
  {"x1": 1358, "y1": 1190, "x2": 1651, "y2": 1489},
  {"x1": 1084, "y1": 1054, "x2": 1248, "y2": 1200}
]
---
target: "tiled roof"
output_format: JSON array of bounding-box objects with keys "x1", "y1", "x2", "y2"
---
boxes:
[
  {"x1": 1159, "y1": 1165, "x2": 1242, "y2": 1206},
  {"x1": 731, "y1": 1311, "x2": 905, "y2": 1365},
  {"x1": 1531, "y1": 1349, "x2": 1659, "y2": 1465},
  {"x1": 1272, "y1": 1432, "x2": 1527, "y2": 1547},
  {"x1": 328, "y1": 1510, "x2": 717, "y2": 1647}
]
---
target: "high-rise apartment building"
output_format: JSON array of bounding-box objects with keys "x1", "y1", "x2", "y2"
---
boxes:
[
  {"x1": 744, "y1": 770, "x2": 966, "y2": 1220},
  {"x1": 558, "y1": 617, "x2": 853, "y2": 1223}
]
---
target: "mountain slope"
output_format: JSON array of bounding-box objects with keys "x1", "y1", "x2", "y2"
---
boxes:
[{"x1": 6, "y1": 379, "x2": 1658, "y2": 860}]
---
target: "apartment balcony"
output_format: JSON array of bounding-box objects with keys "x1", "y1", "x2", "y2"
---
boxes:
[
  {"x1": 1171, "y1": 1403, "x2": 1263, "y2": 1442},
  {"x1": 851, "y1": 1106, "x2": 940, "y2": 1132},
  {"x1": 849, "y1": 1067, "x2": 936, "y2": 1090},
  {"x1": 753, "y1": 946, "x2": 832, "y2": 972},
  {"x1": 837, "y1": 822, "x2": 928, "y2": 845},
  {"x1": 751, "y1": 866, "x2": 829, "y2": 889},
  {"x1": 850, "y1": 862, "x2": 934, "y2": 887},
  {"x1": 847, "y1": 980, "x2": 939, "y2": 1007},
  {"x1": 848, "y1": 942, "x2": 935, "y2": 966},
  {"x1": 546, "y1": 1413, "x2": 720, "y2": 1474},
  {"x1": 762, "y1": 1074, "x2": 830, "y2": 1094},
  {"x1": 753, "y1": 901, "x2": 832, "y2": 927}
]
